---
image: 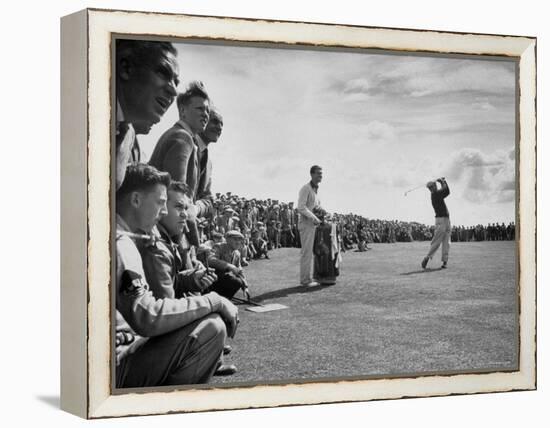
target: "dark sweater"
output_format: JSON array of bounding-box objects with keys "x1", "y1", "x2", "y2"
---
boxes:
[{"x1": 431, "y1": 184, "x2": 450, "y2": 217}]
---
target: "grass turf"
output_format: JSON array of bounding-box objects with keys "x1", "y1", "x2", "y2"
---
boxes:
[{"x1": 213, "y1": 241, "x2": 518, "y2": 385}]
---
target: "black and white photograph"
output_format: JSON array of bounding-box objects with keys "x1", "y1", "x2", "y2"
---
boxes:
[{"x1": 113, "y1": 36, "x2": 519, "y2": 390}]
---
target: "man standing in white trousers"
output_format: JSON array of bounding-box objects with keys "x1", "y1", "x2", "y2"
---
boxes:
[
  {"x1": 422, "y1": 177, "x2": 451, "y2": 269},
  {"x1": 297, "y1": 165, "x2": 323, "y2": 286}
]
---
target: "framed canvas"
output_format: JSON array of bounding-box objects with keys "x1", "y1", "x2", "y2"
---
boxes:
[{"x1": 60, "y1": 8, "x2": 536, "y2": 419}]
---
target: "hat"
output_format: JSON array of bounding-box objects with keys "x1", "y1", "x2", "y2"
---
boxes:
[
  {"x1": 426, "y1": 181, "x2": 436, "y2": 189},
  {"x1": 225, "y1": 230, "x2": 244, "y2": 240},
  {"x1": 272, "y1": 204, "x2": 280, "y2": 209},
  {"x1": 224, "y1": 206, "x2": 234, "y2": 214}
]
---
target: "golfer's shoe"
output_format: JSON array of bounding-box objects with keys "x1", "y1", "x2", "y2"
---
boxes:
[
  {"x1": 441, "y1": 261, "x2": 448, "y2": 269},
  {"x1": 421, "y1": 257, "x2": 429, "y2": 269},
  {"x1": 214, "y1": 363, "x2": 237, "y2": 376},
  {"x1": 223, "y1": 344, "x2": 232, "y2": 355}
]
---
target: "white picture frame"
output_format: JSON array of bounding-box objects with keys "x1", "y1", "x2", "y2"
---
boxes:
[{"x1": 60, "y1": 8, "x2": 536, "y2": 419}]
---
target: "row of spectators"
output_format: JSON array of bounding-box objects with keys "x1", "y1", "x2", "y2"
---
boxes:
[{"x1": 196, "y1": 192, "x2": 516, "y2": 256}]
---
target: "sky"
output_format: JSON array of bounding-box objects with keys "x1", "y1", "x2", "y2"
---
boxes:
[{"x1": 139, "y1": 41, "x2": 517, "y2": 227}]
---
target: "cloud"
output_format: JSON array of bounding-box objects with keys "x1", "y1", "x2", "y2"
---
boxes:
[
  {"x1": 496, "y1": 191, "x2": 515, "y2": 203},
  {"x1": 343, "y1": 78, "x2": 372, "y2": 94},
  {"x1": 499, "y1": 180, "x2": 516, "y2": 191},
  {"x1": 360, "y1": 121, "x2": 396, "y2": 142},
  {"x1": 331, "y1": 58, "x2": 515, "y2": 101},
  {"x1": 443, "y1": 147, "x2": 515, "y2": 203},
  {"x1": 472, "y1": 100, "x2": 496, "y2": 111}
]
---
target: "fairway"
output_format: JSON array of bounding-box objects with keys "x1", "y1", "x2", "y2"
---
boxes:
[{"x1": 213, "y1": 241, "x2": 518, "y2": 385}]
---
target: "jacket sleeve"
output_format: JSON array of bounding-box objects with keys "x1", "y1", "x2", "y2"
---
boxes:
[
  {"x1": 195, "y1": 159, "x2": 213, "y2": 217},
  {"x1": 207, "y1": 244, "x2": 232, "y2": 271},
  {"x1": 140, "y1": 242, "x2": 176, "y2": 299},
  {"x1": 116, "y1": 236, "x2": 224, "y2": 337},
  {"x1": 160, "y1": 129, "x2": 195, "y2": 183},
  {"x1": 439, "y1": 180, "x2": 450, "y2": 198},
  {"x1": 115, "y1": 124, "x2": 135, "y2": 190}
]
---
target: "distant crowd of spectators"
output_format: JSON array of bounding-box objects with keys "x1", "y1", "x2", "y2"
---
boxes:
[{"x1": 197, "y1": 192, "x2": 516, "y2": 256}]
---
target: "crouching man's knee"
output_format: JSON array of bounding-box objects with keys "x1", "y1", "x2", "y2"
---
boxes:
[{"x1": 194, "y1": 313, "x2": 227, "y2": 351}]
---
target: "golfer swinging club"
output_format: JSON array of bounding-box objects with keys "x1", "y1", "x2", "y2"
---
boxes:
[{"x1": 421, "y1": 177, "x2": 451, "y2": 269}]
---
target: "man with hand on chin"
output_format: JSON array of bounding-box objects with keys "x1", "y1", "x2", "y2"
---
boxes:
[
  {"x1": 115, "y1": 163, "x2": 239, "y2": 387},
  {"x1": 138, "y1": 179, "x2": 237, "y2": 376},
  {"x1": 138, "y1": 181, "x2": 217, "y2": 299}
]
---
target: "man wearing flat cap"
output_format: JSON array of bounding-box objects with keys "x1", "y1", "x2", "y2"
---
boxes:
[
  {"x1": 421, "y1": 177, "x2": 451, "y2": 269},
  {"x1": 207, "y1": 230, "x2": 250, "y2": 299}
]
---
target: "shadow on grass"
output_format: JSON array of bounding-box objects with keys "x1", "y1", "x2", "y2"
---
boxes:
[
  {"x1": 400, "y1": 268, "x2": 443, "y2": 275},
  {"x1": 252, "y1": 284, "x2": 334, "y2": 302}
]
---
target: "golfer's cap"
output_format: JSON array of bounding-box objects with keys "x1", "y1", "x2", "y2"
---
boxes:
[
  {"x1": 426, "y1": 181, "x2": 436, "y2": 189},
  {"x1": 226, "y1": 230, "x2": 245, "y2": 240}
]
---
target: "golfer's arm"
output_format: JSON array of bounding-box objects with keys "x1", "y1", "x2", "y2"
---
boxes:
[{"x1": 441, "y1": 180, "x2": 450, "y2": 197}]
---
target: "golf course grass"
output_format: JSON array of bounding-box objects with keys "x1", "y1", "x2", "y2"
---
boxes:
[{"x1": 213, "y1": 241, "x2": 517, "y2": 385}]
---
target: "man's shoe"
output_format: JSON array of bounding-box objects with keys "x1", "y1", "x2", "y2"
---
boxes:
[
  {"x1": 441, "y1": 261, "x2": 447, "y2": 269},
  {"x1": 214, "y1": 364, "x2": 237, "y2": 376},
  {"x1": 421, "y1": 257, "x2": 429, "y2": 269},
  {"x1": 223, "y1": 344, "x2": 232, "y2": 355},
  {"x1": 302, "y1": 280, "x2": 320, "y2": 287}
]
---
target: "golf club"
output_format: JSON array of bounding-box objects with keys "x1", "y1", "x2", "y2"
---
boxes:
[
  {"x1": 404, "y1": 177, "x2": 445, "y2": 196},
  {"x1": 404, "y1": 184, "x2": 425, "y2": 196}
]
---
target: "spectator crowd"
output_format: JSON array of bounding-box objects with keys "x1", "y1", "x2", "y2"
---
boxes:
[{"x1": 194, "y1": 193, "x2": 516, "y2": 256}]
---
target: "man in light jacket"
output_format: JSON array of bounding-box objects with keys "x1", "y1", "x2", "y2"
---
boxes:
[{"x1": 297, "y1": 165, "x2": 324, "y2": 287}]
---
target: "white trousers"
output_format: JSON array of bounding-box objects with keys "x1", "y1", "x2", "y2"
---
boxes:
[
  {"x1": 427, "y1": 217, "x2": 451, "y2": 262},
  {"x1": 298, "y1": 223, "x2": 316, "y2": 284}
]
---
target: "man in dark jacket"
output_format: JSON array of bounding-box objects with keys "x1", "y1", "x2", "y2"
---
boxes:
[{"x1": 421, "y1": 177, "x2": 451, "y2": 269}]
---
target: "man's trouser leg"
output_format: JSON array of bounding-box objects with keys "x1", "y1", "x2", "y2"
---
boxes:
[
  {"x1": 116, "y1": 313, "x2": 226, "y2": 388},
  {"x1": 441, "y1": 217, "x2": 451, "y2": 262},
  {"x1": 210, "y1": 272, "x2": 245, "y2": 299},
  {"x1": 427, "y1": 217, "x2": 448, "y2": 260},
  {"x1": 298, "y1": 223, "x2": 315, "y2": 284}
]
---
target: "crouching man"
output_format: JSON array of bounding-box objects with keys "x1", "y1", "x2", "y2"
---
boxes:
[
  {"x1": 115, "y1": 164, "x2": 239, "y2": 388},
  {"x1": 207, "y1": 230, "x2": 250, "y2": 300}
]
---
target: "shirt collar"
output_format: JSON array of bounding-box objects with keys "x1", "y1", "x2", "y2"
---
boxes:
[
  {"x1": 309, "y1": 181, "x2": 319, "y2": 191},
  {"x1": 196, "y1": 134, "x2": 208, "y2": 152},
  {"x1": 156, "y1": 222, "x2": 176, "y2": 244},
  {"x1": 116, "y1": 99, "x2": 125, "y2": 124}
]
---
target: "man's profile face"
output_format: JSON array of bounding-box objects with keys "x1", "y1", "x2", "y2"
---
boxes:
[
  {"x1": 134, "y1": 184, "x2": 168, "y2": 233},
  {"x1": 311, "y1": 169, "x2": 323, "y2": 185},
  {"x1": 119, "y1": 48, "x2": 179, "y2": 134},
  {"x1": 202, "y1": 111, "x2": 224, "y2": 143},
  {"x1": 160, "y1": 190, "x2": 191, "y2": 237},
  {"x1": 182, "y1": 96, "x2": 210, "y2": 134}
]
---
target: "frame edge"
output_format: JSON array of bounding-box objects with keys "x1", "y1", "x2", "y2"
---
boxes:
[{"x1": 60, "y1": 8, "x2": 89, "y2": 419}]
